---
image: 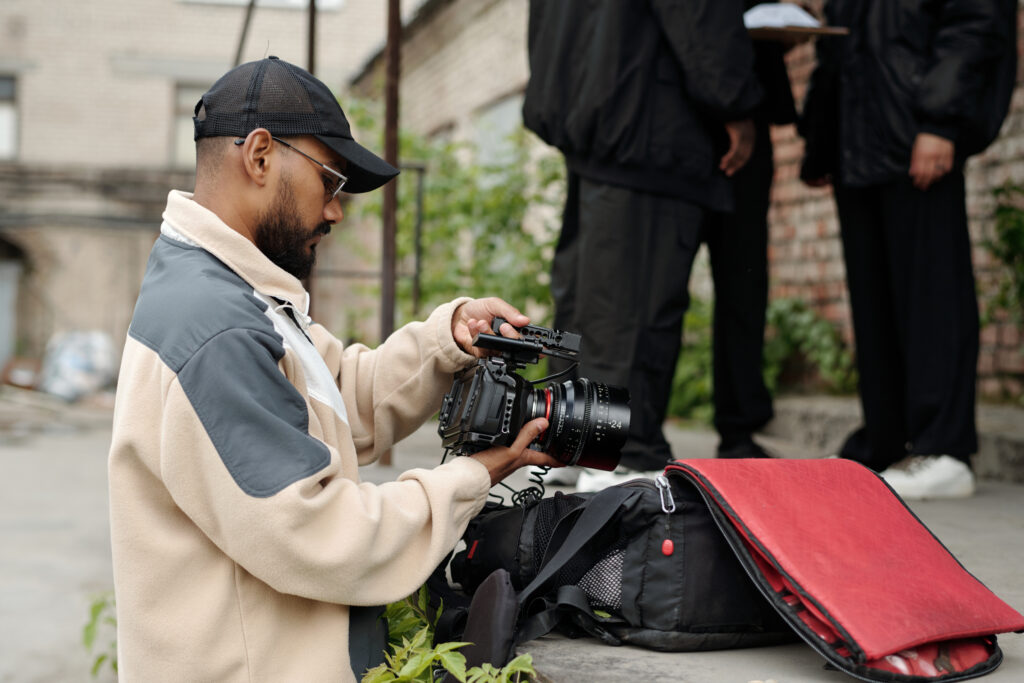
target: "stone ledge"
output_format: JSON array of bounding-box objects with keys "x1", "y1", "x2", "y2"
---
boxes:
[{"x1": 763, "y1": 395, "x2": 1024, "y2": 483}]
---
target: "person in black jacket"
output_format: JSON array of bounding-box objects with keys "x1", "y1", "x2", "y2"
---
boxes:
[
  {"x1": 706, "y1": 5, "x2": 801, "y2": 460},
  {"x1": 800, "y1": 0, "x2": 1017, "y2": 499},
  {"x1": 522, "y1": 0, "x2": 763, "y2": 483}
]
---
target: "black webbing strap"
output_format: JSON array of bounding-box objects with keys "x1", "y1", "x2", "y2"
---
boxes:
[
  {"x1": 516, "y1": 583, "x2": 624, "y2": 646},
  {"x1": 512, "y1": 486, "x2": 638, "y2": 645}
]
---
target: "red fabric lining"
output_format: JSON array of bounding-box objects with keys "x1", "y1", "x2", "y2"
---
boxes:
[{"x1": 668, "y1": 460, "x2": 1024, "y2": 662}]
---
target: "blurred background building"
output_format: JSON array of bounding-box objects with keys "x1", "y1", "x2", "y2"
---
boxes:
[{"x1": 0, "y1": 0, "x2": 401, "y2": 383}]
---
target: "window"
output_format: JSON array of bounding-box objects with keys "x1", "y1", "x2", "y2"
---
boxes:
[
  {"x1": 0, "y1": 76, "x2": 17, "y2": 160},
  {"x1": 172, "y1": 84, "x2": 208, "y2": 169},
  {"x1": 472, "y1": 94, "x2": 523, "y2": 168}
]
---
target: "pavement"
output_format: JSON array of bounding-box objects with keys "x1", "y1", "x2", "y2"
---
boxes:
[{"x1": 1, "y1": 386, "x2": 1022, "y2": 683}]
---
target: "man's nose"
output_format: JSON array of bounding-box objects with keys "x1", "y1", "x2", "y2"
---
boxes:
[{"x1": 323, "y1": 197, "x2": 344, "y2": 223}]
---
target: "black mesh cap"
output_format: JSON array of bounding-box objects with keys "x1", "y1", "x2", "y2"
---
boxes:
[{"x1": 193, "y1": 56, "x2": 398, "y2": 194}]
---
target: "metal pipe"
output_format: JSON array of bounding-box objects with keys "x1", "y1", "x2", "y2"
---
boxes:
[
  {"x1": 381, "y1": 0, "x2": 400, "y2": 344},
  {"x1": 307, "y1": 0, "x2": 317, "y2": 75},
  {"x1": 379, "y1": 0, "x2": 402, "y2": 466},
  {"x1": 234, "y1": 0, "x2": 258, "y2": 67}
]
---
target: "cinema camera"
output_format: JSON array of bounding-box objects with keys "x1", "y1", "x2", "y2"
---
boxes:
[{"x1": 438, "y1": 318, "x2": 630, "y2": 472}]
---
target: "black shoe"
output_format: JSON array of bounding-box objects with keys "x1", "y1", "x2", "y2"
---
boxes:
[{"x1": 717, "y1": 436, "x2": 772, "y2": 459}]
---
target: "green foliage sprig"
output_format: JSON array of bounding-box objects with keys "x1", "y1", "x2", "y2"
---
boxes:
[
  {"x1": 986, "y1": 183, "x2": 1024, "y2": 322},
  {"x1": 668, "y1": 297, "x2": 714, "y2": 422},
  {"x1": 668, "y1": 296, "x2": 857, "y2": 423},
  {"x1": 764, "y1": 297, "x2": 858, "y2": 395},
  {"x1": 344, "y1": 100, "x2": 564, "y2": 330},
  {"x1": 363, "y1": 585, "x2": 537, "y2": 683},
  {"x1": 82, "y1": 591, "x2": 118, "y2": 678}
]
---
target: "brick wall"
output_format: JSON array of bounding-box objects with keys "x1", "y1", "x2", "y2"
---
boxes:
[{"x1": 768, "y1": 7, "x2": 1024, "y2": 399}]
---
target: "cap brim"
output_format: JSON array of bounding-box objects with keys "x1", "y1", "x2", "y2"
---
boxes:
[{"x1": 316, "y1": 135, "x2": 400, "y2": 194}]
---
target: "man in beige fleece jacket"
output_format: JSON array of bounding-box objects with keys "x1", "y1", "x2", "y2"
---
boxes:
[{"x1": 108, "y1": 56, "x2": 560, "y2": 682}]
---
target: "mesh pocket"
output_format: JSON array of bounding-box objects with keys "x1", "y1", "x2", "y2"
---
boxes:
[
  {"x1": 532, "y1": 493, "x2": 586, "y2": 575},
  {"x1": 578, "y1": 547, "x2": 625, "y2": 610}
]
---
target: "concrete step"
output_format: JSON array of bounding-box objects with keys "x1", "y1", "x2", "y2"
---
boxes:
[{"x1": 763, "y1": 395, "x2": 1024, "y2": 483}]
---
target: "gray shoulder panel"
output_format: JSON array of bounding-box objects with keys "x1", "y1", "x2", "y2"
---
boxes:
[
  {"x1": 129, "y1": 236, "x2": 276, "y2": 372},
  {"x1": 129, "y1": 236, "x2": 330, "y2": 497}
]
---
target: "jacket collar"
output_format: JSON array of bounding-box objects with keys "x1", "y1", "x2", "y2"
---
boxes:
[{"x1": 161, "y1": 190, "x2": 310, "y2": 315}]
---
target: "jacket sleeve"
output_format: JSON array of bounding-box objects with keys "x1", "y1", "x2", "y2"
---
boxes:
[
  {"x1": 313, "y1": 298, "x2": 475, "y2": 464},
  {"x1": 156, "y1": 312, "x2": 492, "y2": 607},
  {"x1": 798, "y1": 33, "x2": 843, "y2": 182},
  {"x1": 915, "y1": 0, "x2": 1015, "y2": 142},
  {"x1": 648, "y1": 0, "x2": 763, "y2": 120}
]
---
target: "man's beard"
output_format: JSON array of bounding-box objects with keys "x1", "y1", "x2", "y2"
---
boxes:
[{"x1": 253, "y1": 178, "x2": 332, "y2": 281}]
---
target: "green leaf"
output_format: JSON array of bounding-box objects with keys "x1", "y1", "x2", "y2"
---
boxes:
[
  {"x1": 438, "y1": 651, "x2": 468, "y2": 682},
  {"x1": 362, "y1": 663, "x2": 396, "y2": 683},
  {"x1": 90, "y1": 654, "x2": 108, "y2": 677},
  {"x1": 435, "y1": 640, "x2": 471, "y2": 653}
]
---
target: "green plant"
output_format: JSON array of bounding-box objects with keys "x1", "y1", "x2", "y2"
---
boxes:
[
  {"x1": 363, "y1": 585, "x2": 537, "y2": 683},
  {"x1": 667, "y1": 296, "x2": 714, "y2": 422},
  {"x1": 986, "y1": 183, "x2": 1024, "y2": 322},
  {"x1": 83, "y1": 591, "x2": 118, "y2": 678},
  {"x1": 764, "y1": 297, "x2": 857, "y2": 394},
  {"x1": 667, "y1": 295, "x2": 857, "y2": 423},
  {"x1": 345, "y1": 100, "x2": 564, "y2": 331}
]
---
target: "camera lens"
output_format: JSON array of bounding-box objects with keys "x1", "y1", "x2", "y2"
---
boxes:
[{"x1": 527, "y1": 378, "x2": 630, "y2": 470}]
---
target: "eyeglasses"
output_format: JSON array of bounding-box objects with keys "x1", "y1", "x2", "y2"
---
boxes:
[{"x1": 235, "y1": 136, "x2": 348, "y2": 203}]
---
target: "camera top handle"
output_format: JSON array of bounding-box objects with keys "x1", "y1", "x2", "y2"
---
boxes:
[{"x1": 470, "y1": 317, "x2": 581, "y2": 369}]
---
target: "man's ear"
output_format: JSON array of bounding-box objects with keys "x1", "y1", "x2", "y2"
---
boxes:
[{"x1": 237, "y1": 128, "x2": 275, "y2": 187}]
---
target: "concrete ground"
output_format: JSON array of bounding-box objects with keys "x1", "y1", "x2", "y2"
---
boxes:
[{"x1": 1, "y1": 387, "x2": 1022, "y2": 682}]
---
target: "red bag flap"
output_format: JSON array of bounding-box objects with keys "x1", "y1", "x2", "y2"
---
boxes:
[{"x1": 667, "y1": 459, "x2": 1024, "y2": 661}]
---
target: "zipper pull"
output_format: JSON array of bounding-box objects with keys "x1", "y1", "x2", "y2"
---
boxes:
[{"x1": 655, "y1": 475, "x2": 675, "y2": 514}]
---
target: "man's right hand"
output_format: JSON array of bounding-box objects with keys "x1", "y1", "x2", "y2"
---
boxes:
[
  {"x1": 469, "y1": 417, "x2": 562, "y2": 486},
  {"x1": 720, "y1": 118, "x2": 756, "y2": 177}
]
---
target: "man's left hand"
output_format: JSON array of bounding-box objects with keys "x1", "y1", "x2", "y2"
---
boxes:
[
  {"x1": 910, "y1": 132, "x2": 955, "y2": 191},
  {"x1": 452, "y1": 297, "x2": 530, "y2": 357}
]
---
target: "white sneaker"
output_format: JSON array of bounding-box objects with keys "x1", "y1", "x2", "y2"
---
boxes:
[
  {"x1": 575, "y1": 467, "x2": 661, "y2": 493},
  {"x1": 879, "y1": 455, "x2": 976, "y2": 500}
]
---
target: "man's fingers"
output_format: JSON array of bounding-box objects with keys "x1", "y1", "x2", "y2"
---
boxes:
[{"x1": 511, "y1": 417, "x2": 549, "y2": 454}]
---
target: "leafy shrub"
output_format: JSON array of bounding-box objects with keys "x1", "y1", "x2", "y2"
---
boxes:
[
  {"x1": 987, "y1": 183, "x2": 1024, "y2": 322},
  {"x1": 363, "y1": 585, "x2": 537, "y2": 683},
  {"x1": 668, "y1": 296, "x2": 857, "y2": 423}
]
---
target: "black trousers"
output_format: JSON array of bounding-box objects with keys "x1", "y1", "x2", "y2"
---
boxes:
[
  {"x1": 551, "y1": 173, "x2": 704, "y2": 470},
  {"x1": 705, "y1": 127, "x2": 775, "y2": 443},
  {"x1": 834, "y1": 170, "x2": 979, "y2": 471}
]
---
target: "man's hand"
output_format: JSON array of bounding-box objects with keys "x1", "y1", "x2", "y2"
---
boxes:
[
  {"x1": 452, "y1": 297, "x2": 530, "y2": 358},
  {"x1": 909, "y1": 132, "x2": 955, "y2": 191},
  {"x1": 470, "y1": 418, "x2": 563, "y2": 486},
  {"x1": 720, "y1": 119, "x2": 756, "y2": 177}
]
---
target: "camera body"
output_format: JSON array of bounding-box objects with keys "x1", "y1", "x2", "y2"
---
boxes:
[{"x1": 438, "y1": 319, "x2": 629, "y2": 471}]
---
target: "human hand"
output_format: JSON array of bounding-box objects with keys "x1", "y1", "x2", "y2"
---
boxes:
[
  {"x1": 909, "y1": 132, "x2": 955, "y2": 191},
  {"x1": 452, "y1": 297, "x2": 530, "y2": 357},
  {"x1": 469, "y1": 417, "x2": 562, "y2": 486},
  {"x1": 720, "y1": 119, "x2": 756, "y2": 177}
]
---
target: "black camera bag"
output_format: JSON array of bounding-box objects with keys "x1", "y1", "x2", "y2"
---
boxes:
[
  {"x1": 436, "y1": 461, "x2": 1024, "y2": 682},
  {"x1": 441, "y1": 477, "x2": 795, "y2": 658}
]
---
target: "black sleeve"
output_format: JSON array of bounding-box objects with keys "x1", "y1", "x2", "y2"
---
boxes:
[
  {"x1": 915, "y1": 0, "x2": 1016, "y2": 142},
  {"x1": 798, "y1": 34, "x2": 843, "y2": 182},
  {"x1": 649, "y1": 0, "x2": 763, "y2": 121}
]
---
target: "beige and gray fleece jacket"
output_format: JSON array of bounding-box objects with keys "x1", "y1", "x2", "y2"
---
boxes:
[{"x1": 108, "y1": 190, "x2": 492, "y2": 682}]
